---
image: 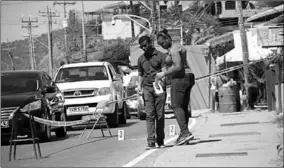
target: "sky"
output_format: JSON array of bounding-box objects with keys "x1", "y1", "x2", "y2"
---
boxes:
[{"x1": 1, "y1": 1, "x2": 113, "y2": 43}]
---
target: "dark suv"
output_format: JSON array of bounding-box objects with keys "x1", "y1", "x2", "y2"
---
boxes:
[{"x1": 1, "y1": 70, "x2": 67, "y2": 142}]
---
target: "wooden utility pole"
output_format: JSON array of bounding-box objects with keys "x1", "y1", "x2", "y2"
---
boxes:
[
  {"x1": 2, "y1": 39, "x2": 16, "y2": 71},
  {"x1": 54, "y1": 1, "x2": 76, "y2": 64},
  {"x1": 81, "y1": 0, "x2": 87, "y2": 62},
  {"x1": 38, "y1": 6, "x2": 60, "y2": 78},
  {"x1": 236, "y1": 1, "x2": 250, "y2": 109},
  {"x1": 151, "y1": 0, "x2": 157, "y2": 34},
  {"x1": 21, "y1": 16, "x2": 38, "y2": 70},
  {"x1": 130, "y1": 0, "x2": 135, "y2": 37}
]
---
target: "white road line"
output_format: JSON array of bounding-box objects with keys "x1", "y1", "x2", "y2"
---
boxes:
[{"x1": 123, "y1": 118, "x2": 197, "y2": 167}]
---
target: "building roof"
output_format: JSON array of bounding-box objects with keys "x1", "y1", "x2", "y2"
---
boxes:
[{"x1": 246, "y1": 4, "x2": 284, "y2": 22}]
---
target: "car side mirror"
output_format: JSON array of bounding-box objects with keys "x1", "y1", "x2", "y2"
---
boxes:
[
  {"x1": 113, "y1": 74, "x2": 121, "y2": 81},
  {"x1": 44, "y1": 86, "x2": 57, "y2": 93}
]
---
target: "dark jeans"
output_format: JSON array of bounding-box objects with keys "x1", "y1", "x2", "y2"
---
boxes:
[
  {"x1": 143, "y1": 85, "x2": 166, "y2": 145},
  {"x1": 171, "y1": 73, "x2": 195, "y2": 134}
]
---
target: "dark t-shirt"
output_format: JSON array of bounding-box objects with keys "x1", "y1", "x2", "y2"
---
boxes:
[{"x1": 137, "y1": 49, "x2": 166, "y2": 87}]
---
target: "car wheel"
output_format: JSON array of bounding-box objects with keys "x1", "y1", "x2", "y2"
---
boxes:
[
  {"x1": 126, "y1": 105, "x2": 131, "y2": 119},
  {"x1": 119, "y1": 102, "x2": 127, "y2": 124},
  {"x1": 138, "y1": 108, "x2": 146, "y2": 120},
  {"x1": 39, "y1": 111, "x2": 52, "y2": 142},
  {"x1": 55, "y1": 112, "x2": 67, "y2": 138},
  {"x1": 106, "y1": 104, "x2": 119, "y2": 128}
]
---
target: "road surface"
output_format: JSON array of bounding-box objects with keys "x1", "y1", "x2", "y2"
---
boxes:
[{"x1": 1, "y1": 117, "x2": 195, "y2": 167}]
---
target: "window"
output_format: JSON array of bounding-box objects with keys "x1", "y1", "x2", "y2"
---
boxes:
[
  {"x1": 225, "y1": 1, "x2": 236, "y2": 10},
  {"x1": 55, "y1": 66, "x2": 109, "y2": 83},
  {"x1": 241, "y1": 1, "x2": 248, "y2": 9},
  {"x1": 1, "y1": 73, "x2": 39, "y2": 93},
  {"x1": 216, "y1": 2, "x2": 222, "y2": 15}
]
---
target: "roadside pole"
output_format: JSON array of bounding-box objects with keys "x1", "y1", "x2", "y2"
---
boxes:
[{"x1": 236, "y1": 1, "x2": 250, "y2": 109}]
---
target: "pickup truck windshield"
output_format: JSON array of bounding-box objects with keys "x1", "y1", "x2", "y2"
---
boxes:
[
  {"x1": 1, "y1": 73, "x2": 39, "y2": 93},
  {"x1": 55, "y1": 66, "x2": 109, "y2": 83}
]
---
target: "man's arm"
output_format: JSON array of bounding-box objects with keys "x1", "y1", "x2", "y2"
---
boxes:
[
  {"x1": 137, "y1": 57, "x2": 144, "y2": 90},
  {"x1": 164, "y1": 46, "x2": 182, "y2": 77}
]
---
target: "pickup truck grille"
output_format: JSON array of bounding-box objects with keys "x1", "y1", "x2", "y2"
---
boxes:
[
  {"x1": 63, "y1": 89, "x2": 95, "y2": 98},
  {"x1": 1, "y1": 107, "x2": 19, "y2": 120}
]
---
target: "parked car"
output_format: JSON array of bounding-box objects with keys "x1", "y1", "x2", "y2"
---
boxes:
[
  {"x1": 125, "y1": 73, "x2": 173, "y2": 120},
  {"x1": 54, "y1": 62, "x2": 127, "y2": 128},
  {"x1": 1, "y1": 70, "x2": 66, "y2": 142}
]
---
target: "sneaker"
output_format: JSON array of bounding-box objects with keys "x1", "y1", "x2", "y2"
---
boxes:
[
  {"x1": 156, "y1": 143, "x2": 166, "y2": 148},
  {"x1": 146, "y1": 142, "x2": 156, "y2": 150},
  {"x1": 175, "y1": 133, "x2": 194, "y2": 146},
  {"x1": 174, "y1": 133, "x2": 183, "y2": 144}
]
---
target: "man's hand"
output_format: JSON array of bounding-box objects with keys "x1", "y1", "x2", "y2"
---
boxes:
[
  {"x1": 156, "y1": 72, "x2": 165, "y2": 80},
  {"x1": 136, "y1": 86, "x2": 143, "y2": 95}
]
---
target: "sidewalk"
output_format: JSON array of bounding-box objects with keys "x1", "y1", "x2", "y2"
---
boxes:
[{"x1": 154, "y1": 110, "x2": 283, "y2": 167}]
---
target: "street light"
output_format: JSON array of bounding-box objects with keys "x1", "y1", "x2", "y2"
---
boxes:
[{"x1": 111, "y1": 14, "x2": 152, "y2": 33}]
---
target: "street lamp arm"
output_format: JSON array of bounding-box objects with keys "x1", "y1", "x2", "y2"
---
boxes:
[{"x1": 112, "y1": 14, "x2": 152, "y2": 33}]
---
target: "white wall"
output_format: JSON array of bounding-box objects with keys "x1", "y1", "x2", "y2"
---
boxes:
[{"x1": 102, "y1": 19, "x2": 142, "y2": 40}]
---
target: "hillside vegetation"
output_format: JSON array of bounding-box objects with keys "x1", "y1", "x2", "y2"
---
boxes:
[{"x1": 1, "y1": 11, "x2": 130, "y2": 75}]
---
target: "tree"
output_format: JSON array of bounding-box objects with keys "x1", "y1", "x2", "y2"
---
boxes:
[
  {"x1": 100, "y1": 39, "x2": 130, "y2": 72},
  {"x1": 159, "y1": 2, "x2": 221, "y2": 45}
]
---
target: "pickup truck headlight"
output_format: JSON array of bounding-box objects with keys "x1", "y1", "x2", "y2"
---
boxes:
[
  {"x1": 51, "y1": 93, "x2": 65, "y2": 104},
  {"x1": 98, "y1": 87, "x2": 111, "y2": 95},
  {"x1": 21, "y1": 100, "x2": 41, "y2": 112}
]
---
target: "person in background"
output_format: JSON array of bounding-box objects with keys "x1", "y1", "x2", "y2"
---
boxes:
[
  {"x1": 137, "y1": 35, "x2": 167, "y2": 150},
  {"x1": 155, "y1": 29, "x2": 195, "y2": 146},
  {"x1": 215, "y1": 66, "x2": 230, "y2": 112},
  {"x1": 210, "y1": 75, "x2": 218, "y2": 112},
  {"x1": 232, "y1": 69, "x2": 244, "y2": 111}
]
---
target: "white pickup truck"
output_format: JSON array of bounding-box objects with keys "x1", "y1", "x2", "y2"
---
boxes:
[{"x1": 54, "y1": 61, "x2": 127, "y2": 128}]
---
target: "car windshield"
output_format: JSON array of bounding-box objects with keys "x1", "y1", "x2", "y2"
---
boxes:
[
  {"x1": 55, "y1": 66, "x2": 109, "y2": 83},
  {"x1": 1, "y1": 73, "x2": 39, "y2": 93}
]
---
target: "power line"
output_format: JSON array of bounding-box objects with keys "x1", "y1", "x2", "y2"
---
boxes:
[
  {"x1": 1, "y1": 2, "x2": 45, "y2": 6},
  {"x1": 53, "y1": 1, "x2": 76, "y2": 64},
  {"x1": 21, "y1": 15, "x2": 39, "y2": 70},
  {"x1": 38, "y1": 6, "x2": 60, "y2": 78}
]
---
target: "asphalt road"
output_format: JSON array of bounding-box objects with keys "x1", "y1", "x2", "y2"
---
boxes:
[{"x1": 1, "y1": 117, "x2": 189, "y2": 167}]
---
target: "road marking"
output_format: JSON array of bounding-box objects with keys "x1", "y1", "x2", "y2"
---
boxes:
[{"x1": 123, "y1": 118, "x2": 197, "y2": 167}]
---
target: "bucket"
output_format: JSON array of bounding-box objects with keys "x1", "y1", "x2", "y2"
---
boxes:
[{"x1": 218, "y1": 85, "x2": 240, "y2": 113}]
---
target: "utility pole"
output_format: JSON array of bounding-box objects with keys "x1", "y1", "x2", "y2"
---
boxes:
[
  {"x1": 21, "y1": 15, "x2": 38, "y2": 70},
  {"x1": 2, "y1": 39, "x2": 16, "y2": 71},
  {"x1": 38, "y1": 6, "x2": 60, "y2": 78},
  {"x1": 81, "y1": 0, "x2": 87, "y2": 62},
  {"x1": 130, "y1": 0, "x2": 135, "y2": 37},
  {"x1": 236, "y1": 1, "x2": 250, "y2": 109},
  {"x1": 151, "y1": 0, "x2": 157, "y2": 34},
  {"x1": 54, "y1": 1, "x2": 76, "y2": 64}
]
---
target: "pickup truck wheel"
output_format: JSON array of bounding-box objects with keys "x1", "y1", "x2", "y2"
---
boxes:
[
  {"x1": 119, "y1": 103, "x2": 127, "y2": 124},
  {"x1": 55, "y1": 112, "x2": 67, "y2": 138},
  {"x1": 39, "y1": 111, "x2": 52, "y2": 142},
  {"x1": 106, "y1": 104, "x2": 119, "y2": 128}
]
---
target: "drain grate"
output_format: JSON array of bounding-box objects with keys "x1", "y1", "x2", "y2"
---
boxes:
[
  {"x1": 196, "y1": 152, "x2": 248, "y2": 158},
  {"x1": 220, "y1": 122, "x2": 260, "y2": 127},
  {"x1": 209, "y1": 132, "x2": 261, "y2": 138}
]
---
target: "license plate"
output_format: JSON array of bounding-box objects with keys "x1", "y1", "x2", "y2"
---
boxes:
[
  {"x1": 68, "y1": 106, "x2": 89, "y2": 113},
  {"x1": 1, "y1": 120, "x2": 9, "y2": 128}
]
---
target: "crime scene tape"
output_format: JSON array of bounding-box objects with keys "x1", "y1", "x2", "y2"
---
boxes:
[
  {"x1": 22, "y1": 94, "x2": 140, "y2": 127},
  {"x1": 195, "y1": 61, "x2": 260, "y2": 82}
]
